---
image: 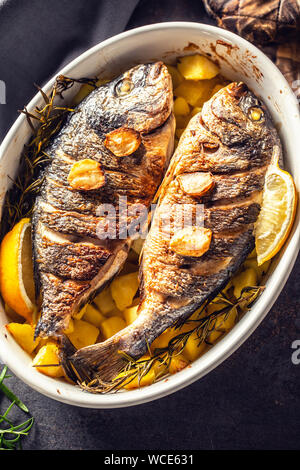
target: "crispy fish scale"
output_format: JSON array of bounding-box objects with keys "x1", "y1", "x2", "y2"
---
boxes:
[
  {"x1": 38, "y1": 199, "x2": 150, "y2": 240},
  {"x1": 48, "y1": 153, "x2": 153, "y2": 196},
  {"x1": 69, "y1": 82, "x2": 282, "y2": 388},
  {"x1": 37, "y1": 202, "x2": 101, "y2": 239},
  {"x1": 174, "y1": 120, "x2": 272, "y2": 174},
  {"x1": 34, "y1": 229, "x2": 112, "y2": 281},
  {"x1": 203, "y1": 167, "x2": 266, "y2": 202},
  {"x1": 40, "y1": 178, "x2": 107, "y2": 215},
  {"x1": 143, "y1": 228, "x2": 255, "y2": 268}
]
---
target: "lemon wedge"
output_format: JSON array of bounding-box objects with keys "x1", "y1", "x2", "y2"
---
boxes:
[
  {"x1": 0, "y1": 218, "x2": 35, "y2": 322},
  {"x1": 255, "y1": 147, "x2": 297, "y2": 266}
]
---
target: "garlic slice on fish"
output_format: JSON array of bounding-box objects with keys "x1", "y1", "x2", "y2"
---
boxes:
[
  {"x1": 67, "y1": 159, "x2": 105, "y2": 190},
  {"x1": 170, "y1": 227, "x2": 212, "y2": 257},
  {"x1": 177, "y1": 172, "x2": 214, "y2": 196},
  {"x1": 104, "y1": 127, "x2": 141, "y2": 157}
]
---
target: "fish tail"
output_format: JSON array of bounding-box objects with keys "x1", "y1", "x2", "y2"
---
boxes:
[
  {"x1": 63, "y1": 301, "x2": 170, "y2": 390},
  {"x1": 67, "y1": 334, "x2": 130, "y2": 389},
  {"x1": 58, "y1": 335, "x2": 81, "y2": 383}
]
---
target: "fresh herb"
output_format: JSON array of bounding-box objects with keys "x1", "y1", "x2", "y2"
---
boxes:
[
  {"x1": 0, "y1": 75, "x2": 98, "y2": 241},
  {"x1": 0, "y1": 366, "x2": 34, "y2": 450}
]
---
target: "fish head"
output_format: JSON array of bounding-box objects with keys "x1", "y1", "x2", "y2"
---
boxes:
[
  {"x1": 86, "y1": 62, "x2": 173, "y2": 135},
  {"x1": 201, "y1": 82, "x2": 279, "y2": 151}
]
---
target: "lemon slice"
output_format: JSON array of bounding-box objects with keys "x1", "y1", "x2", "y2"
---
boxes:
[
  {"x1": 0, "y1": 218, "x2": 35, "y2": 322},
  {"x1": 255, "y1": 148, "x2": 297, "y2": 266}
]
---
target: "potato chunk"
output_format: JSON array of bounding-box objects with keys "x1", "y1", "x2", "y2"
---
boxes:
[
  {"x1": 190, "y1": 106, "x2": 202, "y2": 117},
  {"x1": 72, "y1": 78, "x2": 108, "y2": 105},
  {"x1": 6, "y1": 322, "x2": 39, "y2": 354},
  {"x1": 174, "y1": 79, "x2": 209, "y2": 106},
  {"x1": 232, "y1": 268, "x2": 258, "y2": 299},
  {"x1": 73, "y1": 305, "x2": 87, "y2": 320},
  {"x1": 32, "y1": 342, "x2": 64, "y2": 378},
  {"x1": 82, "y1": 304, "x2": 105, "y2": 327},
  {"x1": 123, "y1": 305, "x2": 139, "y2": 325},
  {"x1": 100, "y1": 316, "x2": 126, "y2": 340},
  {"x1": 175, "y1": 114, "x2": 191, "y2": 129},
  {"x1": 67, "y1": 319, "x2": 99, "y2": 349},
  {"x1": 63, "y1": 318, "x2": 74, "y2": 334},
  {"x1": 117, "y1": 355, "x2": 156, "y2": 389},
  {"x1": 243, "y1": 258, "x2": 271, "y2": 282},
  {"x1": 177, "y1": 55, "x2": 219, "y2": 80},
  {"x1": 93, "y1": 287, "x2": 116, "y2": 315},
  {"x1": 183, "y1": 331, "x2": 206, "y2": 361},
  {"x1": 174, "y1": 96, "x2": 190, "y2": 116},
  {"x1": 168, "y1": 354, "x2": 189, "y2": 374},
  {"x1": 110, "y1": 271, "x2": 139, "y2": 311},
  {"x1": 123, "y1": 369, "x2": 156, "y2": 389},
  {"x1": 206, "y1": 307, "x2": 237, "y2": 343},
  {"x1": 211, "y1": 83, "x2": 224, "y2": 95},
  {"x1": 167, "y1": 65, "x2": 184, "y2": 88},
  {"x1": 151, "y1": 328, "x2": 176, "y2": 350}
]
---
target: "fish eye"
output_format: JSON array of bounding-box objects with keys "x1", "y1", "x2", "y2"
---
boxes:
[
  {"x1": 249, "y1": 107, "x2": 264, "y2": 122},
  {"x1": 115, "y1": 79, "x2": 133, "y2": 97}
]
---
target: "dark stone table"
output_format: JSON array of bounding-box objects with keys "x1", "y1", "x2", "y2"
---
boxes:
[{"x1": 0, "y1": 0, "x2": 299, "y2": 450}]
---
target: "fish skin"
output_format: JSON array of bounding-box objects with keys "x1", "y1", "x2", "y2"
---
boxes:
[
  {"x1": 68, "y1": 81, "x2": 282, "y2": 387},
  {"x1": 33, "y1": 62, "x2": 174, "y2": 338}
]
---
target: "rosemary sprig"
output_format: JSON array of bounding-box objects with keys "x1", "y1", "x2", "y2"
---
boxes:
[
  {"x1": 0, "y1": 366, "x2": 34, "y2": 450},
  {"x1": 0, "y1": 75, "x2": 98, "y2": 241},
  {"x1": 89, "y1": 285, "x2": 264, "y2": 393},
  {"x1": 0, "y1": 366, "x2": 28, "y2": 413}
]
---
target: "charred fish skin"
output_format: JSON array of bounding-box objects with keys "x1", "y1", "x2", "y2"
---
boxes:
[
  {"x1": 33, "y1": 62, "x2": 175, "y2": 338},
  {"x1": 69, "y1": 82, "x2": 282, "y2": 386}
]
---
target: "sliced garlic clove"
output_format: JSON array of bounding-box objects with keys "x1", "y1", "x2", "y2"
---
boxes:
[
  {"x1": 170, "y1": 227, "x2": 212, "y2": 257},
  {"x1": 104, "y1": 127, "x2": 141, "y2": 157},
  {"x1": 177, "y1": 172, "x2": 214, "y2": 197},
  {"x1": 67, "y1": 159, "x2": 105, "y2": 191}
]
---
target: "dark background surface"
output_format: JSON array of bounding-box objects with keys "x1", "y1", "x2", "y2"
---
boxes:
[{"x1": 0, "y1": 0, "x2": 299, "y2": 450}]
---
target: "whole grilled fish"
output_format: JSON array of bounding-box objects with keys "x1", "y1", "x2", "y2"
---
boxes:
[
  {"x1": 33, "y1": 62, "x2": 175, "y2": 338},
  {"x1": 69, "y1": 82, "x2": 281, "y2": 385}
]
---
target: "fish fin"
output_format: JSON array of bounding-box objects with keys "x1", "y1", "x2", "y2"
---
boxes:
[
  {"x1": 34, "y1": 315, "x2": 47, "y2": 340},
  {"x1": 58, "y1": 335, "x2": 83, "y2": 383},
  {"x1": 67, "y1": 336, "x2": 128, "y2": 389}
]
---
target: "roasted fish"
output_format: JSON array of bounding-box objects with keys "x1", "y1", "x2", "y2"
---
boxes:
[
  {"x1": 68, "y1": 82, "x2": 282, "y2": 386},
  {"x1": 33, "y1": 62, "x2": 175, "y2": 338}
]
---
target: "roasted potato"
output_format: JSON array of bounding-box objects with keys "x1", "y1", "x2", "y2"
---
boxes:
[
  {"x1": 177, "y1": 54, "x2": 219, "y2": 80},
  {"x1": 110, "y1": 271, "x2": 139, "y2": 311}
]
